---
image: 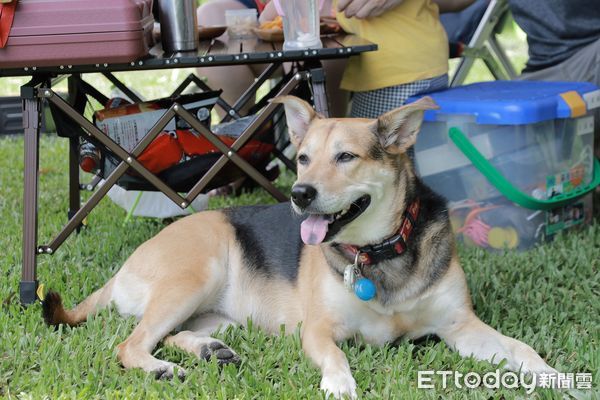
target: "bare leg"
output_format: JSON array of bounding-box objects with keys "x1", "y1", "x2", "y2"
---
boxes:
[{"x1": 196, "y1": 0, "x2": 260, "y2": 118}]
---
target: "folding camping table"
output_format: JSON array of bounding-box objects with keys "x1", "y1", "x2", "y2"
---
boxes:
[{"x1": 0, "y1": 34, "x2": 376, "y2": 305}]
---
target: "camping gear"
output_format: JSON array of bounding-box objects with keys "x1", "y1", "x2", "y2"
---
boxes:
[
  {"x1": 0, "y1": 0, "x2": 154, "y2": 68},
  {"x1": 410, "y1": 81, "x2": 600, "y2": 250}
]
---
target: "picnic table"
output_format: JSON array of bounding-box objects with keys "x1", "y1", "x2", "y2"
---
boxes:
[{"x1": 0, "y1": 34, "x2": 376, "y2": 304}]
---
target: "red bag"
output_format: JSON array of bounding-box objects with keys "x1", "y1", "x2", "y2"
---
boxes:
[
  {"x1": 137, "y1": 133, "x2": 183, "y2": 174},
  {"x1": 135, "y1": 129, "x2": 274, "y2": 175},
  {"x1": 0, "y1": 0, "x2": 17, "y2": 48}
]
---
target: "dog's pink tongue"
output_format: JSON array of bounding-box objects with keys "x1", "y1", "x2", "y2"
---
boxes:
[{"x1": 301, "y1": 215, "x2": 329, "y2": 245}]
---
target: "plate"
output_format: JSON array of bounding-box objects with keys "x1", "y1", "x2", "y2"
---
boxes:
[
  {"x1": 320, "y1": 17, "x2": 343, "y2": 35},
  {"x1": 252, "y1": 27, "x2": 284, "y2": 42},
  {"x1": 198, "y1": 26, "x2": 227, "y2": 40}
]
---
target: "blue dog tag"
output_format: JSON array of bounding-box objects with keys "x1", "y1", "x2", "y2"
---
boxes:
[{"x1": 354, "y1": 277, "x2": 376, "y2": 301}]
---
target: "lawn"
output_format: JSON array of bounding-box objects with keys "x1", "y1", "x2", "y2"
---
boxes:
[
  {"x1": 0, "y1": 15, "x2": 598, "y2": 400},
  {"x1": 1, "y1": 132, "x2": 599, "y2": 399}
]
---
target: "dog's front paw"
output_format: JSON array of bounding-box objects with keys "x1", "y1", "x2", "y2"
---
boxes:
[
  {"x1": 320, "y1": 371, "x2": 357, "y2": 399},
  {"x1": 509, "y1": 343, "x2": 557, "y2": 376}
]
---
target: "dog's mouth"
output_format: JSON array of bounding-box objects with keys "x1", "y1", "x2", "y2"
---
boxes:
[{"x1": 300, "y1": 195, "x2": 371, "y2": 245}]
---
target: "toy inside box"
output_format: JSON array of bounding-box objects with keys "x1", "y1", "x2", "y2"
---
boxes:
[{"x1": 409, "y1": 81, "x2": 600, "y2": 251}]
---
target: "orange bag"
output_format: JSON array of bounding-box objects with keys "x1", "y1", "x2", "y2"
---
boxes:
[
  {"x1": 134, "y1": 129, "x2": 275, "y2": 175},
  {"x1": 137, "y1": 133, "x2": 183, "y2": 174}
]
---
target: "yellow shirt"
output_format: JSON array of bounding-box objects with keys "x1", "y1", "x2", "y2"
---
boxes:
[{"x1": 336, "y1": 0, "x2": 449, "y2": 92}]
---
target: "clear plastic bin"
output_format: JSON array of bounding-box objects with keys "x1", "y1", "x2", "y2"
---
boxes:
[{"x1": 409, "y1": 81, "x2": 600, "y2": 250}]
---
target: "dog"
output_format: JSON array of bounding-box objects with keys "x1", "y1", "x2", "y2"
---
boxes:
[{"x1": 42, "y1": 95, "x2": 555, "y2": 398}]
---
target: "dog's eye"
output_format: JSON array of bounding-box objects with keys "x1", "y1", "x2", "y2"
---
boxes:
[
  {"x1": 336, "y1": 152, "x2": 357, "y2": 163},
  {"x1": 298, "y1": 154, "x2": 310, "y2": 165}
]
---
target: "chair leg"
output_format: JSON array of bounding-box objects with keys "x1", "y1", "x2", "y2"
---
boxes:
[
  {"x1": 450, "y1": 56, "x2": 477, "y2": 87},
  {"x1": 481, "y1": 43, "x2": 511, "y2": 80},
  {"x1": 487, "y1": 35, "x2": 518, "y2": 79}
]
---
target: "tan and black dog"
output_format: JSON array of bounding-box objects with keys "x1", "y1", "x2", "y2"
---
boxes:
[{"x1": 43, "y1": 96, "x2": 555, "y2": 398}]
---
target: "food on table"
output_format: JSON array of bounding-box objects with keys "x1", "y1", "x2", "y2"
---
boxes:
[{"x1": 259, "y1": 16, "x2": 283, "y2": 30}]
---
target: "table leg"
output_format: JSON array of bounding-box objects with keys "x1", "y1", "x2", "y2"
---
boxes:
[
  {"x1": 307, "y1": 62, "x2": 330, "y2": 117},
  {"x1": 67, "y1": 77, "x2": 81, "y2": 225},
  {"x1": 68, "y1": 137, "x2": 81, "y2": 221},
  {"x1": 20, "y1": 93, "x2": 42, "y2": 305}
]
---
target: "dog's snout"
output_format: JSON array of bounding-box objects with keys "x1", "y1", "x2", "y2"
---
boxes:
[{"x1": 291, "y1": 184, "x2": 317, "y2": 209}]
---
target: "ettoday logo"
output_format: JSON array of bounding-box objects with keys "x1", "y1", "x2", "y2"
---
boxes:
[{"x1": 417, "y1": 370, "x2": 593, "y2": 394}]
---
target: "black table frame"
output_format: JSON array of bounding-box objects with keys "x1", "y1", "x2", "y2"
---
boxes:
[{"x1": 3, "y1": 35, "x2": 376, "y2": 304}]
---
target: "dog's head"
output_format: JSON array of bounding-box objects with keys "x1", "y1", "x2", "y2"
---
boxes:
[{"x1": 272, "y1": 96, "x2": 437, "y2": 246}]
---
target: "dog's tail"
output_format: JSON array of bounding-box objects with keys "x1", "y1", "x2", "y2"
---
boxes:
[{"x1": 42, "y1": 278, "x2": 115, "y2": 327}]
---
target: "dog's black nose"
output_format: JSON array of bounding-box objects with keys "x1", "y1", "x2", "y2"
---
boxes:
[{"x1": 291, "y1": 184, "x2": 317, "y2": 208}]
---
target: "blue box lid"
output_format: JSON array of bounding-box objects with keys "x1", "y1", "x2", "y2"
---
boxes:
[{"x1": 408, "y1": 81, "x2": 599, "y2": 125}]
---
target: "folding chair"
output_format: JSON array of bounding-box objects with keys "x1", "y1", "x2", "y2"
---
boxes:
[{"x1": 441, "y1": 0, "x2": 518, "y2": 86}]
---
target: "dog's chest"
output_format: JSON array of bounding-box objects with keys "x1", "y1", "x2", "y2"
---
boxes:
[
  {"x1": 323, "y1": 275, "x2": 398, "y2": 345},
  {"x1": 349, "y1": 309, "x2": 397, "y2": 345}
]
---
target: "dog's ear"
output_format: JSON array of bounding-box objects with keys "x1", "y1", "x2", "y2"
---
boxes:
[
  {"x1": 271, "y1": 96, "x2": 317, "y2": 147},
  {"x1": 374, "y1": 96, "x2": 438, "y2": 154}
]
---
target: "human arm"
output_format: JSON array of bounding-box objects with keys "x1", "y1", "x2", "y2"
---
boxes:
[
  {"x1": 260, "y1": 0, "x2": 335, "y2": 23},
  {"x1": 337, "y1": 0, "x2": 405, "y2": 19}
]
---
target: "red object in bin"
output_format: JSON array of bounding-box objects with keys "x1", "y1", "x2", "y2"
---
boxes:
[{"x1": 0, "y1": 0, "x2": 154, "y2": 68}]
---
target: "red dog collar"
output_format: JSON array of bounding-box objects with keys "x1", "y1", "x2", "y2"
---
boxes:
[{"x1": 335, "y1": 199, "x2": 420, "y2": 266}]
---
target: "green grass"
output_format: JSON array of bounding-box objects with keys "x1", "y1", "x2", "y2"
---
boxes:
[
  {"x1": 1, "y1": 135, "x2": 599, "y2": 399},
  {"x1": 0, "y1": 17, "x2": 597, "y2": 400}
]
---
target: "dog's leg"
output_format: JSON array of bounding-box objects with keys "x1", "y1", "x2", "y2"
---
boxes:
[
  {"x1": 438, "y1": 311, "x2": 556, "y2": 374},
  {"x1": 164, "y1": 313, "x2": 240, "y2": 366},
  {"x1": 116, "y1": 291, "x2": 210, "y2": 380},
  {"x1": 303, "y1": 320, "x2": 357, "y2": 399}
]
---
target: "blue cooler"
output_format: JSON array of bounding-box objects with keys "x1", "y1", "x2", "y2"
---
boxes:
[{"x1": 409, "y1": 81, "x2": 600, "y2": 250}]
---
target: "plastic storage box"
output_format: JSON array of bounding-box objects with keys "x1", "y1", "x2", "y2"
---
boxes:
[
  {"x1": 409, "y1": 81, "x2": 600, "y2": 250},
  {"x1": 0, "y1": 0, "x2": 154, "y2": 68}
]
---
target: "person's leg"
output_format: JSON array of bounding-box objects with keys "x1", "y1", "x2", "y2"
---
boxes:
[
  {"x1": 519, "y1": 38, "x2": 600, "y2": 86},
  {"x1": 519, "y1": 38, "x2": 600, "y2": 159},
  {"x1": 196, "y1": 0, "x2": 259, "y2": 118},
  {"x1": 197, "y1": 0, "x2": 251, "y2": 26}
]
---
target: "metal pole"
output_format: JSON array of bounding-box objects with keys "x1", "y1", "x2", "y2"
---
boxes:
[
  {"x1": 20, "y1": 86, "x2": 42, "y2": 304},
  {"x1": 67, "y1": 76, "x2": 81, "y2": 224}
]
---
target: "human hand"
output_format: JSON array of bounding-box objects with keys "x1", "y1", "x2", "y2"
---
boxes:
[{"x1": 337, "y1": 0, "x2": 404, "y2": 19}]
